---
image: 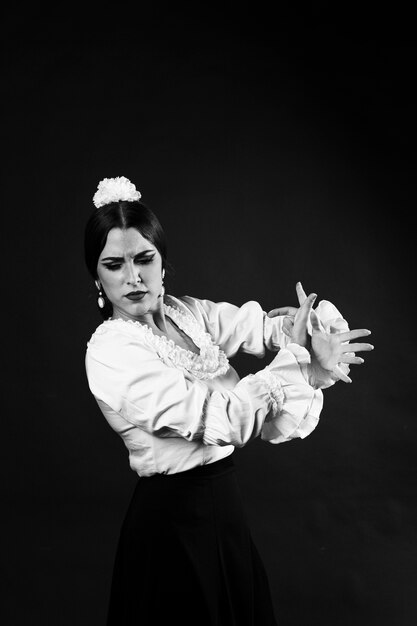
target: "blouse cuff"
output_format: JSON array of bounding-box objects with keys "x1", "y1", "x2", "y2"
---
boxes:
[
  {"x1": 256, "y1": 343, "x2": 322, "y2": 444},
  {"x1": 263, "y1": 313, "x2": 291, "y2": 351},
  {"x1": 255, "y1": 369, "x2": 285, "y2": 416}
]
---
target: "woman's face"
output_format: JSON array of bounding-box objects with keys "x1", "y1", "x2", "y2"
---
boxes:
[{"x1": 96, "y1": 227, "x2": 164, "y2": 321}]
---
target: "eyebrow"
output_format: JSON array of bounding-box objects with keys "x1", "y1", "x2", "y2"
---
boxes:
[{"x1": 100, "y1": 250, "x2": 155, "y2": 262}]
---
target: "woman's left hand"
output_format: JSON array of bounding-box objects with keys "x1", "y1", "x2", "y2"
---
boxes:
[{"x1": 295, "y1": 282, "x2": 374, "y2": 383}]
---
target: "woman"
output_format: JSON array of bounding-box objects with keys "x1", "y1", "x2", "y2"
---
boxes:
[{"x1": 84, "y1": 176, "x2": 373, "y2": 625}]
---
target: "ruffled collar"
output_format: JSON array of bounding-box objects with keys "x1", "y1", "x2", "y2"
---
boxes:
[{"x1": 105, "y1": 300, "x2": 230, "y2": 381}]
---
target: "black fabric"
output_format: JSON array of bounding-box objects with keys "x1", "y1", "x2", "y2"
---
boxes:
[{"x1": 106, "y1": 454, "x2": 278, "y2": 625}]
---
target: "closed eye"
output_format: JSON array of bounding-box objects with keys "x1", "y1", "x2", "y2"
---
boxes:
[
  {"x1": 102, "y1": 255, "x2": 155, "y2": 271},
  {"x1": 103, "y1": 263, "x2": 121, "y2": 271},
  {"x1": 135, "y1": 256, "x2": 154, "y2": 264}
]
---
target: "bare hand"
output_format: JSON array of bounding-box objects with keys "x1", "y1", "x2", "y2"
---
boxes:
[
  {"x1": 267, "y1": 306, "x2": 298, "y2": 337},
  {"x1": 296, "y1": 282, "x2": 374, "y2": 383},
  {"x1": 290, "y1": 290, "x2": 318, "y2": 348}
]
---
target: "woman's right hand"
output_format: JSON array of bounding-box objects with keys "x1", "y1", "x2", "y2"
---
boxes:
[{"x1": 290, "y1": 285, "x2": 318, "y2": 348}]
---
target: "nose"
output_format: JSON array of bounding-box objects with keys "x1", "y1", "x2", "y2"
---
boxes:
[{"x1": 126, "y1": 262, "x2": 141, "y2": 285}]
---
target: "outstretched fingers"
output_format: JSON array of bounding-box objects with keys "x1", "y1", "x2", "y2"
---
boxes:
[
  {"x1": 291, "y1": 291, "x2": 317, "y2": 346},
  {"x1": 298, "y1": 292, "x2": 318, "y2": 322},
  {"x1": 295, "y1": 281, "x2": 308, "y2": 305},
  {"x1": 339, "y1": 355, "x2": 365, "y2": 364},
  {"x1": 341, "y1": 342, "x2": 374, "y2": 353},
  {"x1": 333, "y1": 365, "x2": 352, "y2": 383},
  {"x1": 338, "y1": 329, "x2": 372, "y2": 342}
]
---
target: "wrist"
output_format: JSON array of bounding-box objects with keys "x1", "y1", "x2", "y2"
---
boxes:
[{"x1": 308, "y1": 354, "x2": 338, "y2": 390}]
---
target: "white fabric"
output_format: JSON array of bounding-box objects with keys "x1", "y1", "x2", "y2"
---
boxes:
[{"x1": 85, "y1": 294, "x2": 339, "y2": 476}]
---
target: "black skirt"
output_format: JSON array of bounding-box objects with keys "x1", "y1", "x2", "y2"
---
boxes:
[{"x1": 107, "y1": 454, "x2": 278, "y2": 626}]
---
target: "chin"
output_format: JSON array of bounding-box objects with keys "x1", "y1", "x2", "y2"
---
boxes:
[
  {"x1": 127, "y1": 295, "x2": 157, "y2": 313},
  {"x1": 127, "y1": 302, "x2": 147, "y2": 313}
]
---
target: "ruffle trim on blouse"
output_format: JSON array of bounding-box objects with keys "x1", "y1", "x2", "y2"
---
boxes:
[
  {"x1": 258, "y1": 343, "x2": 322, "y2": 444},
  {"x1": 254, "y1": 370, "x2": 285, "y2": 417},
  {"x1": 261, "y1": 387, "x2": 323, "y2": 444},
  {"x1": 106, "y1": 302, "x2": 230, "y2": 381}
]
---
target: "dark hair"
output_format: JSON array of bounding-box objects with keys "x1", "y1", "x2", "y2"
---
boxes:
[{"x1": 84, "y1": 200, "x2": 170, "y2": 318}]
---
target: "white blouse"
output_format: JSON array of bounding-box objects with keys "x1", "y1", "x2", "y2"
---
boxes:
[{"x1": 85, "y1": 294, "x2": 349, "y2": 476}]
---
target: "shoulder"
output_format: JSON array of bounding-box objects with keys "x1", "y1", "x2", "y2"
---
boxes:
[
  {"x1": 164, "y1": 294, "x2": 206, "y2": 321},
  {"x1": 86, "y1": 319, "x2": 156, "y2": 364},
  {"x1": 165, "y1": 293, "x2": 202, "y2": 313},
  {"x1": 165, "y1": 294, "x2": 223, "y2": 330},
  {"x1": 166, "y1": 294, "x2": 264, "y2": 328},
  {"x1": 166, "y1": 293, "x2": 227, "y2": 317},
  {"x1": 87, "y1": 319, "x2": 145, "y2": 344}
]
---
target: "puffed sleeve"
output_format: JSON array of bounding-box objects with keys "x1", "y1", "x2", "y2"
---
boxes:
[
  {"x1": 177, "y1": 295, "x2": 288, "y2": 358},
  {"x1": 85, "y1": 325, "x2": 323, "y2": 448},
  {"x1": 259, "y1": 344, "x2": 323, "y2": 444}
]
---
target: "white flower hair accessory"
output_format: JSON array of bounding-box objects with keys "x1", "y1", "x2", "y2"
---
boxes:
[{"x1": 93, "y1": 176, "x2": 142, "y2": 208}]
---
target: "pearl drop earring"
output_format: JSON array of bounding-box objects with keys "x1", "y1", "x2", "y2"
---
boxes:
[
  {"x1": 160, "y1": 269, "x2": 166, "y2": 297},
  {"x1": 95, "y1": 280, "x2": 105, "y2": 309}
]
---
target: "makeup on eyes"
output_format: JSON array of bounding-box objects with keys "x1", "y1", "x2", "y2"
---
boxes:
[
  {"x1": 101, "y1": 250, "x2": 155, "y2": 261},
  {"x1": 101, "y1": 253, "x2": 155, "y2": 270}
]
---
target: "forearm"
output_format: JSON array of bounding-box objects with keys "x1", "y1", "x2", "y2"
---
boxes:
[{"x1": 202, "y1": 343, "x2": 323, "y2": 447}]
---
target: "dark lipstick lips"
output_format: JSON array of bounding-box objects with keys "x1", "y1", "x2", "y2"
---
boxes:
[{"x1": 125, "y1": 291, "x2": 147, "y2": 299}]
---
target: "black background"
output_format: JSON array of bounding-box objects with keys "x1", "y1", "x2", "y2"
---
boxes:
[{"x1": 3, "y1": 5, "x2": 416, "y2": 626}]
